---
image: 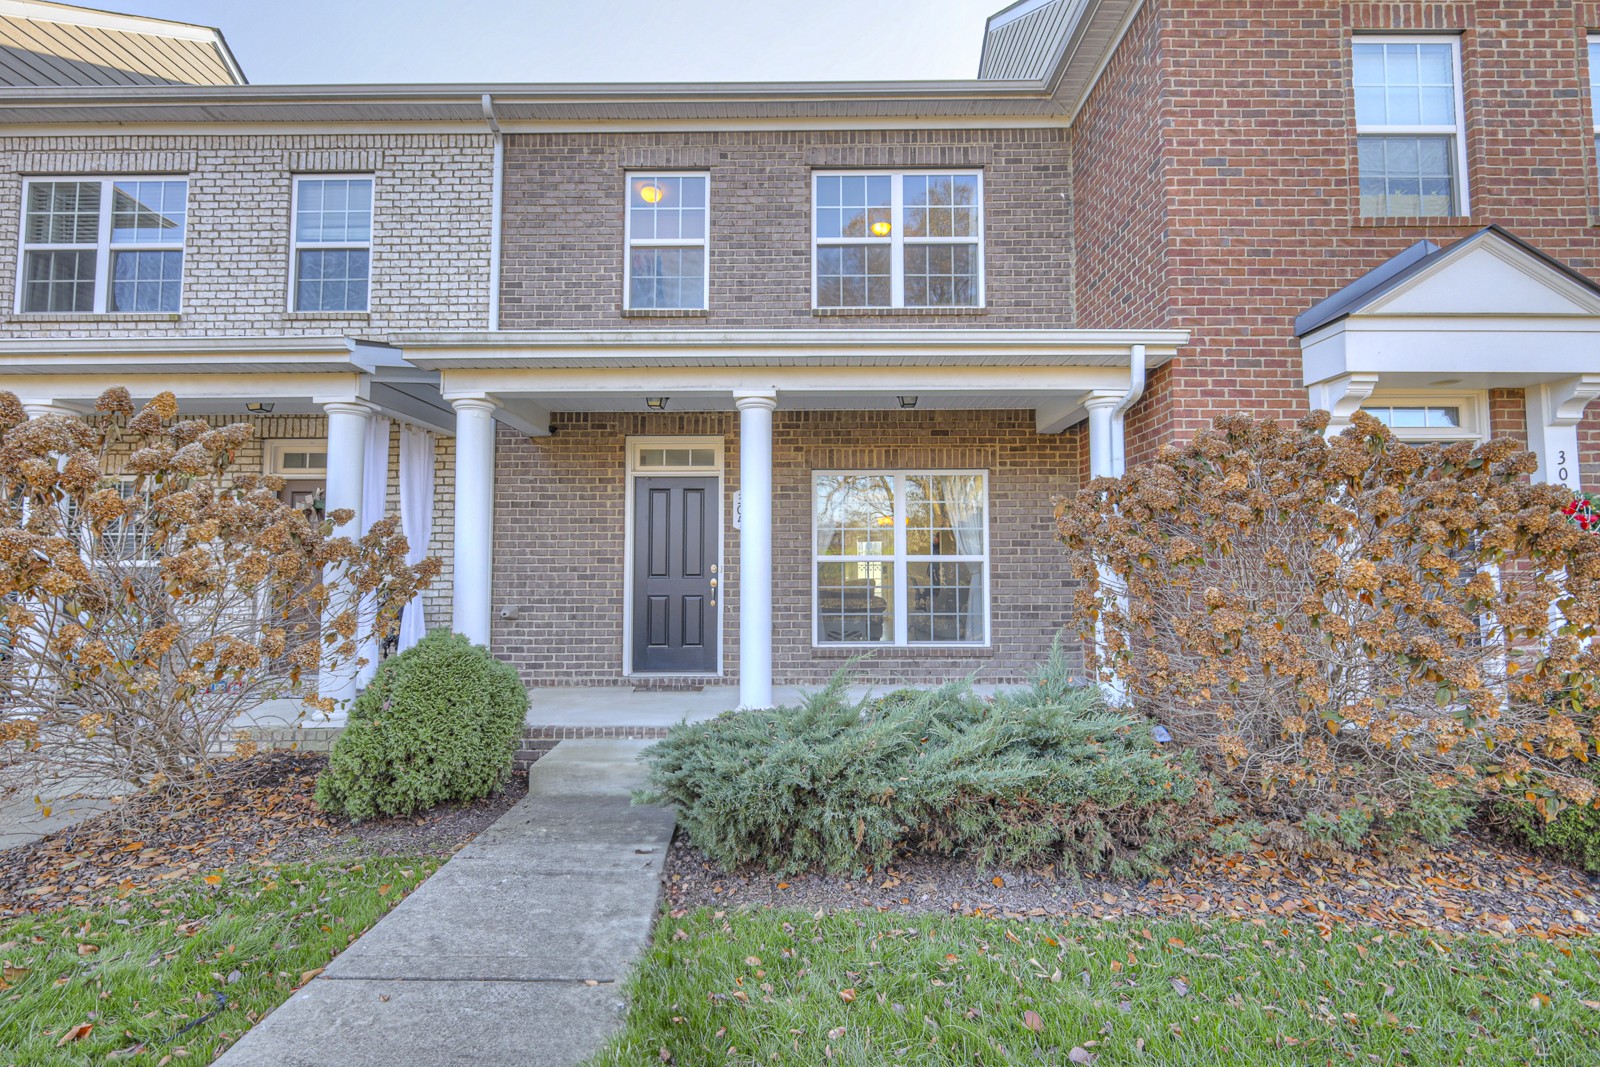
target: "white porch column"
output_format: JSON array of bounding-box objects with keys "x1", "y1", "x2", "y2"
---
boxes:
[
  {"x1": 1085, "y1": 392, "x2": 1121, "y2": 479},
  {"x1": 1525, "y1": 375, "x2": 1600, "y2": 491},
  {"x1": 317, "y1": 398, "x2": 374, "y2": 714},
  {"x1": 735, "y1": 391, "x2": 777, "y2": 710},
  {"x1": 451, "y1": 397, "x2": 497, "y2": 648}
]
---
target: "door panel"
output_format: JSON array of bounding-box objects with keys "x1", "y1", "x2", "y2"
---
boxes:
[{"x1": 633, "y1": 476, "x2": 719, "y2": 673}]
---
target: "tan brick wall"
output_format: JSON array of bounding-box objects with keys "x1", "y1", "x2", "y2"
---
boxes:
[
  {"x1": 1079, "y1": 0, "x2": 1600, "y2": 465},
  {"x1": 0, "y1": 133, "x2": 493, "y2": 336},
  {"x1": 489, "y1": 410, "x2": 1086, "y2": 687},
  {"x1": 499, "y1": 129, "x2": 1074, "y2": 330}
]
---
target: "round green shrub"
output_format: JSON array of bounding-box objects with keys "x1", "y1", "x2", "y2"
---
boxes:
[
  {"x1": 1497, "y1": 765, "x2": 1600, "y2": 875},
  {"x1": 315, "y1": 630, "x2": 529, "y2": 821}
]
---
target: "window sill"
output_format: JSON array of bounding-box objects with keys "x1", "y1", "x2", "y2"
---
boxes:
[
  {"x1": 8, "y1": 312, "x2": 181, "y2": 323},
  {"x1": 812, "y1": 644, "x2": 995, "y2": 658},
  {"x1": 621, "y1": 308, "x2": 710, "y2": 318},
  {"x1": 1351, "y1": 215, "x2": 1481, "y2": 229},
  {"x1": 287, "y1": 310, "x2": 371, "y2": 321},
  {"x1": 812, "y1": 306, "x2": 988, "y2": 317}
]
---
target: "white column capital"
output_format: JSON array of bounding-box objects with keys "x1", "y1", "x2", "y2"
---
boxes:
[
  {"x1": 21, "y1": 400, "x2": 77, "y2": 419},
  {"x1": 1082, "y1": 390, "x2": 1127, "y2": 412},
  {"x1": 317, "y1": 397, "x2": 379, "y2": 420},
  {"x1": 733, "y1": 390, "x2": 778, "y2": 412},
  {"x1": 448, "y1": 395, "x2": 500, "y2": 417}
]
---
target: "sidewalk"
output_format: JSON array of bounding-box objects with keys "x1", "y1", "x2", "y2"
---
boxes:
[
  {"x1": 213, "y1": 739, "x2": 674, "y2": 1067},
  {"x1": 0, "y1": 773, "x2": 126, "y2": 851}
]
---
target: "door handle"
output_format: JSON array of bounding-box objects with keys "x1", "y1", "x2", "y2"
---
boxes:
[{"x1": 709, "y1": 578, "x2": 717, "y2": 588}]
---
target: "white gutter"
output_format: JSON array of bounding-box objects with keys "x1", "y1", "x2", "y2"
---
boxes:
[
  {"x1": 482, "y1": 93, "x2": 503, "y2": 331},
  {"x1": 1108, "y1": 342, "x2": 1144, "y2": 476}
]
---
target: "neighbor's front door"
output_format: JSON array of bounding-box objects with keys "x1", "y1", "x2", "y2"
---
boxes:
[{"x1": 632, "y1": 476, "x2": 719, "y2": 673}]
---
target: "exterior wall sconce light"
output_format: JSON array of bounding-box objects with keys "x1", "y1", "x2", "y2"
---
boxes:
[
  {"x1": 646, "y1": 396, "x2": 669, "y2": 410},
  {"x1": 245, "y1": 402, "x2": 274, "y2": 413},
  {"x1": 897, "y1": 395, "x2": 918, "y2": 409}
]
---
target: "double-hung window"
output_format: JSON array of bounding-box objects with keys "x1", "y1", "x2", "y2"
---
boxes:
[
  {"x1": 291, "y1": 175, "x2": 372, "y2": 312},
  {"x1": 812, "y1": 171, "x2": 983, "y2": 309},
  {"x1": 18, "y1": 177, "x2": 187, "y2": 313},
  {"x1": 625, "y1": 173, "x2": 708, "y2": 310},
  {"x1": 813, "y1": 471, "x2": 989, "y2": 647},
  {"x1": 1353, "y1": 37, "x2": 1469, "y2": 217}
]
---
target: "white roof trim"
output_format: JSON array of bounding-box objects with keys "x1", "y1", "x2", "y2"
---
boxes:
[{"x1": 0, "y1": 0, "x2": 221, "y2": 42}]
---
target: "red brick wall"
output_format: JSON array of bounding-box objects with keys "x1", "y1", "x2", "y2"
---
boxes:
[
  {"x1": 489, "y1": 410, "x2": 1086, "y2": 687},
  {"x1": 1092, "y1": 0, "x2": 1600, "y2": 461}
]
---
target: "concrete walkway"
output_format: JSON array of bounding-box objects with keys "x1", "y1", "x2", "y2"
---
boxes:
[
  {"x1": 213, "y1": 740, "x2": 674, "y2": 1067},
  {"x1": 0, "y1": 773, "x2": 126, "y2": 851}
]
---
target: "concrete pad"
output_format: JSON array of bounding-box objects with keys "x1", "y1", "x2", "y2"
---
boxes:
[
  {"x1": 213, "y1": 978, "x2": 625, "y2": 1067},
  {"x1": 524, "y1": 683, "x2": 1006, "y2": 728},
  {"x1": 323, "y1": 867, "x2": 662, "y2": 982},
  {"x1": 466, "y1": 793, "x2": 677, "y2": 848},
  {"x1": 0, "y1": 774, "x2": 127, "y2": 851}
]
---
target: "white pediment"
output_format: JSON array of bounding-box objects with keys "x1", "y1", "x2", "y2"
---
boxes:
[{"x1": 1362, "y1": 233, "x2": 1600, "y2": 319}]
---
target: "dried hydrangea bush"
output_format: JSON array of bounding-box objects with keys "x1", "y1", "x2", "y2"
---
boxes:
[
  {"x1": 0, "y1": 388, "x2": 437, "y2": 791},
  {"x1": 1057, "y1": 411, "x2": 1600, "y2": 846}
]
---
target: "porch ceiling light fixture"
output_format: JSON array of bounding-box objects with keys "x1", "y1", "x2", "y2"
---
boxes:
[
  {"x1": 897, "y1": 395, "x2": 918, "y2": 409},
  {"x1": 645, "y1": 396, "x2": 669, "y2": 410},
  {"x1": 870, "y1": 220, "x2": 892, "y2": 237},
  {"x1": 245, "y1": 402, "x2": 274, "y2": 413},
  {"x1": 638, "y1": 184, "x2": 665, "y2": 204},
  {"x1": 1430, "y1": 378, "x2": 1463, "y2": 386}
]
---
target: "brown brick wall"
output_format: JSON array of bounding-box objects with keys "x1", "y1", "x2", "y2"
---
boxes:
[
  {"x1": 498, "y1": 130, "x2": 1074, "y2": 330},
  {"x1": 488, "y1": 410, "x2": 1086, "y2": 687},
  {"x1": 1083, "y1": 0, "x2": 1600, "y2": 464}
]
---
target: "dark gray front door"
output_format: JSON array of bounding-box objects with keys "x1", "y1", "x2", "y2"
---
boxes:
[{"x1": 632, "y1": 476, "x2": 718, "y2": 673}]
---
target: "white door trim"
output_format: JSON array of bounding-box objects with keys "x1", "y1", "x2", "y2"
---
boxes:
[{"x1": 622, "y1": 434, "x2": 726, "y2": 677}]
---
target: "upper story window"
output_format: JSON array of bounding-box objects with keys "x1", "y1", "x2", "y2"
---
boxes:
[
  {"x1": 812, "y1": 171, "x2": 984, "y2": 310},
  {"x1": 292, "y1": 175, "x2": 372, "y2": 312},
  {"x1": 18, "y1": 177, "x2": 187, "y2": 314},
  {"x1": 1353, "y1": 37, "x2": 1469, "y2": 218},
  {"x1": 1590, "y1": 37, "x2": 1599, "y2": 168},
  {"x1": 625, "y1": 173, "x2": 708, "y2": 311}
]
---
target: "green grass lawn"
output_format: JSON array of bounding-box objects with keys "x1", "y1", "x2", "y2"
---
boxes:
[
  {"x1": 0, "y1": 858, "x2": 437, "y2": 1066},
  {"x1": 586, "y1": 909, "x2": 1600, "y2": 1066}
]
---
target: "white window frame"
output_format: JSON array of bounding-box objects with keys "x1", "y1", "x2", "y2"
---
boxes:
[
  {"x1": 266, "y1": 440, "x2": 330, "y2": 478},
  {"x1": 1359, "y1": 391, "x2": 1488, "y2": 442},
  {"x1": 1589, "y1": 36, "x2": 1600, "y2": 174},
  {"x1": 622, "y1": 435, "x2": 725, "y2": 677},
  {"x1": 288, "y1": 174, "x2": 374, "y2": 313},
  {"x1": 15, "y1": 175, "x2": 188, "y2": 315},
  {"x1": 811, "y1": 170, "x2": 985, "y2": 310},
  {"x1": 622, "y1": 171, "x2": 710, "y2": 311},
  {"x1": 1353, "y1": 35, "x2": 1471, "y2": 217},
  {"x1": 811, "y1": 469, "x2": 991, "y2": 649}
]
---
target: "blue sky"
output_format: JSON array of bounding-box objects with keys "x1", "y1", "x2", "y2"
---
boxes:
[{"x1": 99, "y1": 1, "x2": 1005, "y2": 84}]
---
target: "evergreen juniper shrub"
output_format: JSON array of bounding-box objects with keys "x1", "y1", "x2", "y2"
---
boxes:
[{"x1": 637, "y1": 646, "x2": 1217, "y2": 877}]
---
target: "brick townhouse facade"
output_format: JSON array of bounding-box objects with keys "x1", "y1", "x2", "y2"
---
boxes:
[{"x1": 2, "y1": 0, "x2": 1598, "y2": 715}]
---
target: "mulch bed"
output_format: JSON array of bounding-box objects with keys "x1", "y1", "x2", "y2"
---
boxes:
[
  {"x1": 664, "y1": 831, "x2": 1600, "y2": 939},
  {"x1": 0, "y1": 751, "x2": 526, "y2": 917}
]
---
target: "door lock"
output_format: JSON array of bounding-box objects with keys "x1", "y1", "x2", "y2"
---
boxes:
[{"x1": 709, "y1": 578, "x2": 717, "y2": 587}]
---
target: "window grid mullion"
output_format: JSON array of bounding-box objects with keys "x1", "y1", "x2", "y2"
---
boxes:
[
  {"x1": 890, "y1": 175, "x2": 905, "y2": 309},
  {"x1": 892, "y1": 473, "x2": 908, "y2": 646},
  {"x1": 93, "y1": 178, "x2": 112, "y2": 313}
]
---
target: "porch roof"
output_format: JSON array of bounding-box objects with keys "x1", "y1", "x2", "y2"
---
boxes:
[{"x1": 0, "y1": 334, "x2": 456, "y2": 432}]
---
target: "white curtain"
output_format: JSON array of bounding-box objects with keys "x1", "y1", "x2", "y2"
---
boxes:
[
  {"x1": 942, "y1": 474, "x2": 987, "y2": 643},
  {"x1": 397, "y1": 424, "x2": 435, "y2": 652},
  {"x1": 355, "y1": 416, "x2": 392, "y2": 687}
]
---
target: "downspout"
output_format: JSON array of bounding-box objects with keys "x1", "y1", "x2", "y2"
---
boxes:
[
  {"x1": 482, "y1": 93, "x2": 503, "y2": 331},
  {"x1": 1108, "y1": 343, "x2": 1146, "y2": 477}
]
